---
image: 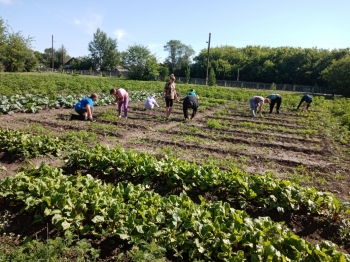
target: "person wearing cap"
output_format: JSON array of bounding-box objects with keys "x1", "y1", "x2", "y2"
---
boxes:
[
  {"x1": 144, "y1": 94, "x2": 159, "y2": 110},
  {"x1": 188, "y1": 89, "x2": 200, "y2": 100},
  {"x1": 266, "y1": 94, "x2": 282, "y2": 114},
  {"x1": 249, "y1": 96, "x2": 269, "y2": 117},
  {"x1": 162, "y1": 74, "x2": 178, "y2": 119},
  {"x1": 110, "y1": 88, "x2": 129, "y2": 119},
  {"x1": 183, "y1": 94, "x2": 199, "y2": 121},
  {"x1": 297, "y1": 94, "x2": 313, "y2": 111},
  {"x1": 70, "y1": 93, "x2": 99, "y2": 121}
]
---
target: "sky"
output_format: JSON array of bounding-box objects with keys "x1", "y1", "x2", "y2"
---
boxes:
[{"x1": 1, "y1": 0, "x2": 350, "y2": 62}]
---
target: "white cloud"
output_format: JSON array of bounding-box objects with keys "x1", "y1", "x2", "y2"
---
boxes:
[
  {"x1": 113, "y1": 29, "x2": 126, "y2": 43},
  {"x1": 74, "y1": 14, "x2": 103, "y2": 35},
  {"x1": 0, "y1": 0, "x2": 13, "y2": 4}
]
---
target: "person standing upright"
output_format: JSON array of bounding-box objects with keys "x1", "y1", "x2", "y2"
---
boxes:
[
  {"x1": 297, "y1": 94, "x2": 313, "y2": 111},
  {"x1": 110, "y1": 88, "x2": 129, "y2": 118},
  {"x1": 162, "y1": 74, "x2": 177, "y2": 119},
  {"x1": 266, "y1": 94, "x2": 282, "y2": 114}
]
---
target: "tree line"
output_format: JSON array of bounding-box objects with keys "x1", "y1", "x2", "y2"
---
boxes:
[{"x1": 1, "y1": 16, "x2": 349, "y2": 92}]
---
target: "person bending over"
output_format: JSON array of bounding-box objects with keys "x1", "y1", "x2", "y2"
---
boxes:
[
  {"x1": 297, "y1": 94, "x2": 313, "y2": 111},
  {"x1": 266, "y1": 94, "x2": 282, "y2": 114},
  {"x1": 183, "y1": 94, "x2": 199, "y2": 120}
]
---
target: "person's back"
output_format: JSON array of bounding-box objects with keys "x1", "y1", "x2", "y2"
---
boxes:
[
  {"x1": 183, "y1": 95, "x2": 198, "y2": 108},
  {"x1": 145, "y1": 95, "x2": 159, "y2": 109}
]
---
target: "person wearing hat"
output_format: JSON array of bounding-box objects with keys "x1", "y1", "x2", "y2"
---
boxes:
[
  {"x1": 162, "y1": 74, "x2": 178, "y2": 119},
  {"x1": 266, "y1": 94, "x2": 282, "y2": 114},
  {"x1": 183, "y1": 93, "x2": 199, "y2": 121},
  {"x1": 297, "y1": 94, "x2": 313, "y2": 111},
  {"x1": 144, "y1": 94, "x2": 159, "y2": 110}
]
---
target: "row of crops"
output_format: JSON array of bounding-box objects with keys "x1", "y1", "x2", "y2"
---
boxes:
[{"x1": 0, "y1": 128, "x2": 350, "y2": 261}]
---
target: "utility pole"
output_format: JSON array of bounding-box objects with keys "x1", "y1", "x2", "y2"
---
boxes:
[
  {"x1": 205, "y1": 33, "x2": 211, "y2": 86},
  {"x1": 51, "y1": 35, "x2": 54, "y2": 72},
  {"x1": 62, "y1": 44, "x2": 64, "y2": 68},
  {"x1": 237, "y1": 69, "x2": 240, "y2": 81}
]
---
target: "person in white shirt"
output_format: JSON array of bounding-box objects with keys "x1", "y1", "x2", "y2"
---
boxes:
[{"x1": 144, "y1": 94, "x2": 159, "y2": 110}]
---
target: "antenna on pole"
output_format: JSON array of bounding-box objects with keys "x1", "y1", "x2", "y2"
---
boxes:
[
  {"x1": 51, "y1": 35, "x2": 54, "y2": 72},
  {"x1": 205, "y1": 33, "x2": 211, "y2": 86}
]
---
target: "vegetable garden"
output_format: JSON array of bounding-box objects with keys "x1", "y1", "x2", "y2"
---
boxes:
[{"x1": 0, "y1": 73, "x2": 350, "y2": 261}]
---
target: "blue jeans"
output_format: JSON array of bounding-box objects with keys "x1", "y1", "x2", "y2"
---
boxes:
[{"x1": 249, "y1": 98, "x2": 257, "y2": 117}]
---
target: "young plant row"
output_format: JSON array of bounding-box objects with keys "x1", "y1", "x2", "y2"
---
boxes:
[
  {"x1": 0, "y1": 163, "x2": 348, "y2": 261},
  {"x1": 0, "y1": 128, "x2": 67, "y2": 158},
  {"x1": 64, "y1": 145, "x2": 343, "y2": 218},
  {"x1": 0, "y1": 91, "x2": 162, "y2": 114}
]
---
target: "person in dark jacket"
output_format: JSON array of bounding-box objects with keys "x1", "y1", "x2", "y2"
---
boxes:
[
  {"x1": 297, "y1": 94, "x2": 313, "y2": 111},
  {"x1": 182, "y1": 94, "x2": 199, "y2": 120},
  {"x1": 266, "y1": 94, "x2": 282, "y2": 114}
]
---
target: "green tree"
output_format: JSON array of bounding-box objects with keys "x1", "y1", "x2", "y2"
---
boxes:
[
  {"x1": 321, "y1": 56, "x2": 350, "y2": 93},
  {"x1": 88, "y1": 28, "x2": 120, "y2": 71},
  {"x1": 159, "y1": 65, "x2": 169, "y2": 81},
  {"x1": 1, "y1": 32, "x2": 36, "y2": 72},
  {"x1": 122, "y1": 44, "x2": 159, "y2": 80},
  {"x1": 208, "y1": 68, "x2": 216, "y2": 86},
  {"x1": 164, "y1": 40, "x2": 195, "y2": 74}
]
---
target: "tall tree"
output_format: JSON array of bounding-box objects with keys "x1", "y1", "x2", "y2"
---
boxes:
[
  {"x1": 122, "y1": 44, "x2": 159, "y2": 80},
  {"x1": 88, "y1": 28, "x2": 120, "y2": 71},
  {"x1": 321, "y1": 56, "x2": 350, "y2": 93},
  {"x1": 164, "y1": 40, "x2": 195, "y2": 74},
  {"x1": 1, "y1": 31, "x2": 37, "y2": 72}
]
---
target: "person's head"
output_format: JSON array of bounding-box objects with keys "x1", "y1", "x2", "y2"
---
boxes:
[
  {"x1": 169, "y1": 74, "x2": 176, "y2": 82},
  {"x1": 265, "y1": 98, "x2": 271, "y2": 103},
  {"x1": 110, "y1": 88, "x2": 117, "y2": 95},
  {"x1": 90, "y1": 93, "x2": 99, "y2": 101}
]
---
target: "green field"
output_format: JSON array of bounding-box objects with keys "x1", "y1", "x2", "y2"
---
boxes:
[{"x1": 0, "y1": 73, "x2": 350, "y2": 261}]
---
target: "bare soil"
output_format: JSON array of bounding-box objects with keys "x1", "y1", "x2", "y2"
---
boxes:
[{"x1": 1, "y1": 100, "x2": 349, "y2": 258}]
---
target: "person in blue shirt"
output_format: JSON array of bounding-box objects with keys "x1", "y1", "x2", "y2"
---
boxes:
[
  {"x1": 297, "y1": 94, "x2": 313, "y2": 111},
  {"x1": 266, "y1": 94, "x2": 282, "y2": 114},
  {"x1": 70, "y1": 93, "x2": 99, "y2": 121}
]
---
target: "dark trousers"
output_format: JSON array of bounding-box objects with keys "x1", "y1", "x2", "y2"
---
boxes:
[
  {"x1": 71, "y1": 108, "x2": 93, "y2": 120},
  {"x1": 297, "y1": 98, "x2": 312, "y2": 110},
  {"x1": 270, "y1": 97, "x2": 282, "y2": 113},
  {"x1": 183, "y1": 104, "x2": 197, "y2": 119}
]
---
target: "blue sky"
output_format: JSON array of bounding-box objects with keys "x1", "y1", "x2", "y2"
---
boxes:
[{"x1": 1, "y1": 0, "x2": 350, "y2": 62}]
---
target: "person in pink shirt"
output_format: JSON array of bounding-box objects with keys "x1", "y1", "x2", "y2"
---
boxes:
[{"x1": 110, "y1": 88, "x2": 129, "y2": 119}]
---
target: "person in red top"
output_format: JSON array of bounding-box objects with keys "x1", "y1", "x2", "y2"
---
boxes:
[{"x1": 110, "y1": 88, "x2": 129, "y2": 119}]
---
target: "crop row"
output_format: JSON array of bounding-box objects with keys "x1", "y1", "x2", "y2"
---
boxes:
[
  {"x1": 0, "y1": 163, "x2": 348, "y2": 261},
  {"x1": 0, "y1": 91, "x2": 162, "y2": 114},
  {"x1": 0, "y1": 128, "x2": 345, "y2": 218},
  {"x1": 65, "y1": 145, "x2": 344, "y2": 218}
]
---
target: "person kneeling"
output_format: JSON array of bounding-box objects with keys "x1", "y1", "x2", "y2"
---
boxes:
[{"x1": 70, "y1": 93, "x2": 98, "y2": 122}]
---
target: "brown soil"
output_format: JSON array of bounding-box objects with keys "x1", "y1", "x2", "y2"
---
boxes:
[{"x1": 1, "y1": 101, "x2": 349, "y2": 258}]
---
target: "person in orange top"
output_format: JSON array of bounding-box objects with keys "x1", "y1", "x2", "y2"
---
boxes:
[{"x1": 110, "y1": 88, "x2": 129, "y2": 119}]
